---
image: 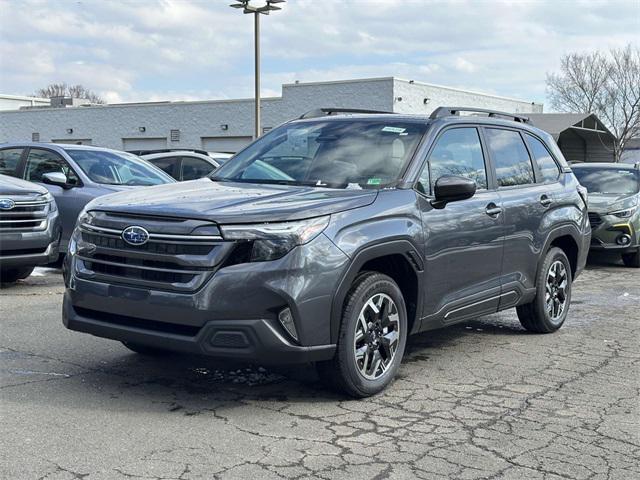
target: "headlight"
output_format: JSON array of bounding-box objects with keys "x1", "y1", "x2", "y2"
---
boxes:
[
  {"x1": 41, "y1": 192, "x2": 57, "y2": 212},
  {"x1": 608, "y1": 206, "x2": 638, "y2": 218},
  {"x1": 220, "y1": 216, "x2": 330, "y2": 262}
]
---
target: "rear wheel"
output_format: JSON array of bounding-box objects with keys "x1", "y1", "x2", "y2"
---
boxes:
[
  {"x1": 0, "y1": 266, "x2": 35, "y2": 285},
  {"x1": 317, "y1": 272, "x2": 407, "y2": 397},
  {"x1": 122, "y1": 342, "x2": 171, "y2": 356},
  {"x1": 621, "y1": 249, "x2": 640, "y2": 268},
  {"x1": 517, "y1": 247, "x2": 572, "y2": 333}
]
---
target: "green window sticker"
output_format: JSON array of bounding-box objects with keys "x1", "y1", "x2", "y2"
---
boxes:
[
  {"x1": 381, "y1": 126, "x2": 406, "y2": 133},
  {"x1": 367, "y1": 178, "x2": 382, "y2": 185}
]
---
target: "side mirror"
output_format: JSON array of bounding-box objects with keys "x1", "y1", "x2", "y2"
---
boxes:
[
  {"x1": 42, "y1": 172, "x2": 71, "y2": 189},
  {"x1": 432, "y1": 175, "x2": 476, "y2": 208}
]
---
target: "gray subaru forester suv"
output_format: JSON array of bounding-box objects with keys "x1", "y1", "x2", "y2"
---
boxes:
[{"x1": 63, "y1": 108, "x2": 591, "y2": 397}]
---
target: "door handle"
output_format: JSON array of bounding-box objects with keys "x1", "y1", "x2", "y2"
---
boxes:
[
  {"x1": 540, "y1": 195, "x2": 553, "y2": 207},
  {"x1": 485, "y1": 203, "x2": 502, "y2": 217}
]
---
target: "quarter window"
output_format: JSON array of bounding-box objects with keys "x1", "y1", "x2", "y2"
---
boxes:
[
  {"x1": 485, "y1": 128, "x2": 535, "y2": 187},
  {"x1": 525, "y1": 134, "x2": 560, "y2": 183},
  {"x1": 423, "y1": 127, "x2": 488, "y2": 193},
  {"x1": 24, "y1": 149, "x2": 80, "y2": 185},
  {"x1": 181, "y1": 157, "x2": 214, "y2": 180},
  {"x1": 0, "y1": 148, "x2": 24, "y2": 176}
]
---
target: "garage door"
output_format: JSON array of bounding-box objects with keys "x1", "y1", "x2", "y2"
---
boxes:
[
  {"x1": 122, "y1": 137, "x2": 167, "y2": 151},
  {"x1": 201, "y1": 136, "x2": 252, "y2": 154}
]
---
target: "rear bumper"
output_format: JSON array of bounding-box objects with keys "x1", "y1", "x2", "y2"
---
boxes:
[{"x1": 63, "y1": 293, "x2": 336, "y2": 364}]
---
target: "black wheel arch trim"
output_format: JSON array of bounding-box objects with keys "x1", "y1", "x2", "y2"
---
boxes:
[
  {"x1": 330, "y1": 239, "x2": 425, "y2": 343},
  {"x1": 538, "y1": 223, "x2": 585, "y2": 279}
]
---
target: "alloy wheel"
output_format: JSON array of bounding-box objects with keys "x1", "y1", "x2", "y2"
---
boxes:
[
  {"x1": 546, "y1": 260, "x2": 568, "y2": 323},
  {"x1": 353, "y1": 293, "x2": 400, "y2": 380}
]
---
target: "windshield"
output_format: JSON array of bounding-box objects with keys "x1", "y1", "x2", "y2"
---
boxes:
[
  {"x1": 211, "y1": 120, "x2": 428, "y2": 189},
  {"x1": 573, "y1": 167, "x2": 639, "y2": 195},
  {"x1": 66, "y1": 149, "x2": 173, "y2": 186}
]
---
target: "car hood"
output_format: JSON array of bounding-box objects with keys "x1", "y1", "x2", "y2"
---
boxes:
[
  {"x1": 588, "y1": 193, "x2": 638, "y2": 213},
  {"x1": 0, "y1": 174, "x2": 48, "y2": 196},
  {"x1": 86, "y1": 178, "x2": 378, "y2": 223}
]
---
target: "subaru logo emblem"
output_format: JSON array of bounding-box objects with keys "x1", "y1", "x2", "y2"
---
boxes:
[
  {"x1": 122, "y1": 226, "x2": 149, "y2": 246},
  {"x1": 0, "y1": 198, "x2": 15, "y2": 210}
]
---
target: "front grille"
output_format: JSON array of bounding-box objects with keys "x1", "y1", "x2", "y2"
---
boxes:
[
  {"x1": 76, "y1": 213, "x2": 233, "y2": 292},
  {"x1": 81, "y1": 232, "x2": 213, "y2": 256},
  {"x1": 0, "y1": 198, "x2": 49, "y2": 233},
  {"x1": 588, "y1": 212, "x2": 602, "y2": 229}
]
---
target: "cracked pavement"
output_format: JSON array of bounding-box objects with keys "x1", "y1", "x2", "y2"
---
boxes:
[{"x1": 1, "y1": 255, "x2": 638, "y2": 480}]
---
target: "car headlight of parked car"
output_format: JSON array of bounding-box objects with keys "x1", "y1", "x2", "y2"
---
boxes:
[
  {"x1": 609, "y1": 206, "x2": 638, "y2": 218},
  {"x1": 220, "y1": 215, "x2": 330, "y2": 262},
  {"x1": 42, "y1": 192, "x2": 57, "y2": 212}
]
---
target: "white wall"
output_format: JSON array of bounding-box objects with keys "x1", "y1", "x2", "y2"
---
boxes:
[{"x1": 0, "y1": 78, "x2": 541, "y2": 152}]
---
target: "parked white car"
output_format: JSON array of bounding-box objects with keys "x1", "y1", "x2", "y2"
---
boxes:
[{"x1": 141, "y1": 151, "x2": 230, "y2": 181}]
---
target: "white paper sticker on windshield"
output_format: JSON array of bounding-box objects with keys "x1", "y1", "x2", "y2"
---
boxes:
[{"x1": 382, "y1": 126, "x2": 406, "y2": 133}]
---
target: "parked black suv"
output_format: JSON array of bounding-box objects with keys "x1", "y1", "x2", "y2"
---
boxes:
[
  {"x1": 63, "y1": 107, "x2": 590, "y2": 397},
  {"x1": 1, "y1": 174, "x2": 61, "y2": 283}
]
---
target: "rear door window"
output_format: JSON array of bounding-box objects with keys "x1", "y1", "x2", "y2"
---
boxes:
[
  {"x1": 181, "y1": 157, "x2": 214, "y2": 180},
  {"x1": 485, "y1": 128, "x2": 535, "y2": 187},
  {"x1": 0, "y1": 148, "x2": 24, "y2": 176},
  {"x1": 24, "y1": 149, "x2": 80, "y2": 185},
  {"x1": 525, "y1": 134, "x2": 560, "y2": 183},
  {"x1": 149, "y1": 156, "x2": 180, "y2": 179}
]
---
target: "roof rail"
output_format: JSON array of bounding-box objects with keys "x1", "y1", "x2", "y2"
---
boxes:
[
  {"x1": 299, "y1": 107, "x2": 394, "y2": 119},
  {"x1": 429, "y1": 107, "x2": 530, "y2": 123}
]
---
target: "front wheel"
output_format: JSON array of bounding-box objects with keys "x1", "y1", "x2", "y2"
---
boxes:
[
  {"x1": 0, "y1": 266, "x2": 35, "y2": 285},
  {"x1": 317, "y1": 272, "x2": 408, "y2": 398},
  {"x1": 517, "y1": 247, "x2": 572, "y2": 333},
  {"x1": 622, "y1": 249, "x2": 640, "y2": 268}
]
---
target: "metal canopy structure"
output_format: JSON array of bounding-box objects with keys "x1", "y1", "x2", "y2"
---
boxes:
[{"x1": 527, "y1": 113, "x2": 617, "y2": 163}]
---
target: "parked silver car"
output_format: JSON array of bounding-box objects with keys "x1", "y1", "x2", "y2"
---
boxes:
[
  {"x1": 0, "y1": 174, "x2": 61, "y2": 283},
  {"x1": 0, "y1": 143, "x2": 175, "y2": 255}
]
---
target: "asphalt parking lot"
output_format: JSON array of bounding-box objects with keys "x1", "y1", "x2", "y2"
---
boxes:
[{"x1": 1, "y1": 254, "x2": 638, "y2": 480}]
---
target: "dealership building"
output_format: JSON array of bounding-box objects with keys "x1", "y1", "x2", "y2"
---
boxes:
[{"x1": 0, "y1": 77, "x2": 543, "y2": 153}]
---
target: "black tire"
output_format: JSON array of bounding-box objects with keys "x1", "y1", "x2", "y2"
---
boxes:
[
  {"x1": 317, "y1": 272, "x2": 408, "y2": 398},
  {"x1": 122, "y1": 342, "x2": 171, "y2": 356},
  {"x1": 0, "y1": 266, "x2": 35, "y2": 285},
  {"x1": 621, "y1": 249, "x2": 640, "y2": 268},
  {"x1": 517, "y1": 247, "x2": 572, "y2": 333}
]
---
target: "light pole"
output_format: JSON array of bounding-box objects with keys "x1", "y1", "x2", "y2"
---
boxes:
[{"x1": 229, "y1": 0, "x2": 285, "y2": 139}]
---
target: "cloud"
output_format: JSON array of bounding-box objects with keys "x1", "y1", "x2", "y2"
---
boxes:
[{"x1": 0, "y1": 0, "x2": 637, "y2": 105}]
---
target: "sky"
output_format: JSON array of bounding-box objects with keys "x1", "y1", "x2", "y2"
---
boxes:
[{"x1": 0, "y1": 0, "x2": 638, "y2": 107}]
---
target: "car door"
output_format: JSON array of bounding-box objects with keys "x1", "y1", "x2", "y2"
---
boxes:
[
  {"x1": 21, "y1": 148, "x2": 89, "y2": 251},
  {"x1": 483, "y1": 127, "x2": 553, "y2": 307},
  {"x1": 416, "y1": 126, "x2": 505, "y2": 328}
]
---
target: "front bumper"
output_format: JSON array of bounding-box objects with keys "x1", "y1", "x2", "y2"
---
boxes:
[
  {"x1": 588, "y1": 213, "x2": 639, "y2": 253},
  {"x1": 63, "y1": 233, "x2": 348, "y2": 363},
  {"x1": 0, "y1": 240, "x2": 60, "y2": 268},
  {"x1": 63, "y1": 294, "x2": 336, "y2": 364},
  {"x1": 0, "y1": 212, "x2": 61, "y2": 268}
]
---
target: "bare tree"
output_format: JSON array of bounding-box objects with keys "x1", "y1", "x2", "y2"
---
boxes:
[
  {"x1": 547, "y1": 44, "x2": 640, "y2": 161},
  {"x1": 34, "y1": 83, "x2": 105, "y2": 104}
]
